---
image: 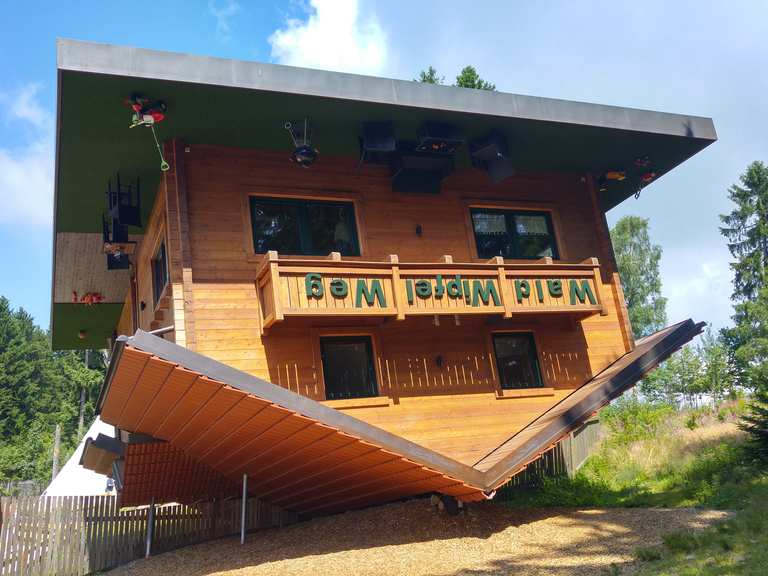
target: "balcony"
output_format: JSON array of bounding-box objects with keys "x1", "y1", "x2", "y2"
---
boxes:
[{"x1": 255, "y1": 251, "x2": 608, "y2": 331}]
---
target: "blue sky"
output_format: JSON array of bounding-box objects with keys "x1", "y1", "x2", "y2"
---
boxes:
[{"x1": 1, "y1": 0, "x2": 766, "y2": 333}]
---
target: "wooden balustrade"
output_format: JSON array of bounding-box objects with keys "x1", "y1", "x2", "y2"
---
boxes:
[{"x1": 255, "y1": 251, "x2": 607, "y2": 332}]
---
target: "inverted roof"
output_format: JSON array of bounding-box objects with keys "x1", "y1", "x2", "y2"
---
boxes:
[{"x1": 91, "y1": 320, "x2": 703, "y2": 513}]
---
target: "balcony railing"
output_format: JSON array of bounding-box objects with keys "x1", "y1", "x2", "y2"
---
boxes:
[{"x1": 255, "y1": 251, "x2": 607, "y2": 331}]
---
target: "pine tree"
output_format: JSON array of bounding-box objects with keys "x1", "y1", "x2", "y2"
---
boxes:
[
  {"x1": 415, "y1": 66, "x2": 444, "y2": 85},
  {"x1": 415, "y1": 65, "x2": 496, "y2": 91},
  {"x1": 719, "y1": 161, "x2": 768, "y2": 450},
  {"x1": 0, "y1": 296, "x2": 104, "y2": 490}
]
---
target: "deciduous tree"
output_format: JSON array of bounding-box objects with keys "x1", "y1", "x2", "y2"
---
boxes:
[{"x1": 610, "y1": 215, "x2": 667, "y2": 338}]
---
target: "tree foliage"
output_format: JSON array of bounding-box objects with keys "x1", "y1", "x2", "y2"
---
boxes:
[
  {"x1": 610, "y1": 215, "x2": 668, "y2": 338},
  {"x1": 0, "y1": 296, "x2": 103, "y2": 490},
  {"x1": 416, "y1": 65, "x2": 495, "y2": 91},
  {"x1": 720, "y1": 161, "x2": 768, "y2": 392},
  {"x1": 740, "y1": 388, "x2": 768, "y2": 460},
  {"x1": 454, "y1": 66, "x2": 496, "y2": 91},
  {"x1": 640, "y1": 328, "x2": 734, "y2": 407},
  {"x1": 720, "y1": 160, "x2": 768, "y2": 450},
  {"x1": 415, "y1": 66, "x2": 444, "y2": 85}
]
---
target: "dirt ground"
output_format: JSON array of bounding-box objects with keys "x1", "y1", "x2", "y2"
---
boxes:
[{"x1": 110, "y1": 499, "x2": 729, "y2": 576}]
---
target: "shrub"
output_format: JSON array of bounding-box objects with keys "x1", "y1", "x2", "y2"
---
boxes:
[
  {"x1": 662, "y1": 532, "x2": 700, "y2": 553},
  {"x1": 635, "y1": 546, "x2": 663, "y2": 562},
  {"x1": 740, "y1": 388, "x2": 768, "y2": 461},
  {"x1": 600, "y1": 396, "x2": 674, "y2": 445}
]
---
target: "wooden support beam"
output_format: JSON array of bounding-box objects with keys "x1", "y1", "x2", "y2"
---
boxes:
[{"x1": 389, "y1": 254, "x2": 406, "y2": 320}]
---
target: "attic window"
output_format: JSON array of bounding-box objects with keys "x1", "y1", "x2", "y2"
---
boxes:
[{"x1": 151, "y1": 241, "x2": 169, "y2": 307}]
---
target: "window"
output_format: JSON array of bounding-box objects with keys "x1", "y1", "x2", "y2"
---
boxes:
[
  {"x1": 492, "y1": 333, "x2": 543, "y2": 389},
  {"x1": 470, "y1": 208, "x2": 558, "y2": 260},
  {"x1": 250, "y1": 197, "x2": 360, "y2": 256},
  {"x1": 151, "y1": 241, "x2": 169, "y2": 307},
  {"x1": 320, "y1": 336, "x2": 378, "y2": 400}
]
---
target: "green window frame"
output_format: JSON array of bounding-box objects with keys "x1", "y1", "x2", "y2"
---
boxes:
[
  {"x1": 320, "y1": 336, "x2": 379, "y2": 400},
  {"x1": 470, "y1": 208, "x2": 559, "y2": 260},
  {"x1": 249, "y1": 196, "x2": 361, "y2": 257},
  {"x1": 492, "y1": 332, "x2": 544, "y2": 389},
  {"x1": 151, "y1": 241, "x2": 169, "y2": 308}
]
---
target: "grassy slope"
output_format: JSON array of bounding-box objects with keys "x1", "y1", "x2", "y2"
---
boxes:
[{"x1": 499, "y1": 399, "x2": 768, "y2": 574}]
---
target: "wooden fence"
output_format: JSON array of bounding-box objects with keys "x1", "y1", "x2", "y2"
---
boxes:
[
  {"x1": 0, "y1": 496, "x2": 296, "y2": 576},
  {"x1": 496, "y1": 418, "x2": 603, "y2": 498}
]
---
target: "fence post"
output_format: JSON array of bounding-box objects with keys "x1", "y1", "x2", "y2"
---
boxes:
[
  {"x1": 145, "y1": 499, "x2": 155, "y2": 558},
  {"x1": 240, "y1": 475, "x2": 247, "y2": 545},
  {"x1": 210, "y1": 498, "x2": 219, "y2": 540}
]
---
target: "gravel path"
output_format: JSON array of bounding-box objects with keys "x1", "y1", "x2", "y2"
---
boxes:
[{"x1": 111, "y1": 499, "x2": 729, "y2": 576}]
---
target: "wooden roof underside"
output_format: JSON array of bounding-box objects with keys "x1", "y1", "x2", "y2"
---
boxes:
[{"x1": 93, "y1": 320, "x2": 703, "y2": 514}]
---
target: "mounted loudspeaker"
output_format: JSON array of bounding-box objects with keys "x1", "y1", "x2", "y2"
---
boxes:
[{"x1": 470, "y1": 133, "x2": 515, "y2": 183}]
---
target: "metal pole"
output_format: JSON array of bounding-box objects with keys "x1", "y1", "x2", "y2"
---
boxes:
[
  {"x1": 51, "y1": 423, "x2": 62, "y2": 480},
  {"x1": 145, "y1": 498, "x2": 155, "y2": 558},
  {"x1": 240, "y1": 474, "x2": 248, "y2": 545}
]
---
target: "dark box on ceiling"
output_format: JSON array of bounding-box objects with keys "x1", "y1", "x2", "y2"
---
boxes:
[
  {"x1": 416, "y1": 123, "x2": 463, "y2": 155},
  {"x1": 391, "y1": 153, "x2": 454, "y2": 194}
]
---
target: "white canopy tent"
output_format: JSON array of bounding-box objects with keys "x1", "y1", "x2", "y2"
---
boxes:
[{"x1": 43, "y1": 417, "x2": 115, "y2": 497}]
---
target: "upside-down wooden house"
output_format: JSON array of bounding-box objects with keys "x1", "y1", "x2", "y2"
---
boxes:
[{"x1": 52, "y1": 39, "x2": 715, "y2": 516}]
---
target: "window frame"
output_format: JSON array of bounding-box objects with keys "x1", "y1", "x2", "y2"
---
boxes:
[
  {"x1": 319, "y1": 334, "x2": 380, "y2": 400},
  {"x1": 247, "y1": 194, "x2": 362, "y2": 257},
  {"x1": 469, "y1": 206, "x2": 560, "y2": 261},
  {"x1": 490, "y1": 331, "x2": 545, "y2": 390},
  {"x1": 150, "y1": 239, "x2": 169, "y2": 309}
]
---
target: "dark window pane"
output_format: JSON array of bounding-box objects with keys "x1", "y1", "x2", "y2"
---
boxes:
[
  {"x1": 493, "y1": 333, "x2": 543, "y2": 389},
  {"x1": 513, "y1": 214, "x2": 555, "y2": 259},
  {"x1": 306, "y1": 202, "x2": 360, "y2": 256},
  {"x1": 250, "y1": 199, "x2": 302, "y2": 254},
  {"x1": 321, "y1": 336, "x2": 378, "y2": 400},
  {"x1": 470, "y1": 208, "x2": 558, "y2": 260},
  {"x1": 471, "y1": 210, "x2": 514, "y2": 259},
  {"x1": 151, "y1": 241, "x2": 169, "y2": 307},
  {"x1": 249, "y1": 197, "x2": 360, "y2": 256}
]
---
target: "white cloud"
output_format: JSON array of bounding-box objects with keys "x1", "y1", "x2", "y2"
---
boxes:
[
  {"x1": 269, "y1": 0, "x2": 387, "y2": 75},
  {"x1": 661, "y1": 243, "x2": 734, "y2": 331},
  {"x1": 8, "y1": 84, "x2": 51, "y2": 131},
  {"x1": 0, "y1": 84, "x2": 54, "y2": 228},
  {"x1": 208, "y1": 0, "x2": 241, "y2": 41}
]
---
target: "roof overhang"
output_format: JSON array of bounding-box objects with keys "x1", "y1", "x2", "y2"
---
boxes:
[
  {"x1": 90, "y1": 319, "x2": 703, "y2": 514},
  {"x1": 52, "y1": 39, "x2": 716, "y2": 349}
]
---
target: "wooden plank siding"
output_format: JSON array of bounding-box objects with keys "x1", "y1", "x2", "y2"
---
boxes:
[{"x1": 121, "y1": 143, "x2": 631, "y2": 466}]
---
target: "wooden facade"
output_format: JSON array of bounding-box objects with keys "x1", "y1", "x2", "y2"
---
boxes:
[
  {"x1": 116, "y1": 144, "x2": 633, "y2": 466},
  {"x1": 53, "y1": 41, "x2": 714, "y2": 514}
]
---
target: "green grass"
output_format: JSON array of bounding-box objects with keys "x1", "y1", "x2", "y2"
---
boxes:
[{"x1": 498, "y1": 398, "x2": 768, "y2": 574}]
